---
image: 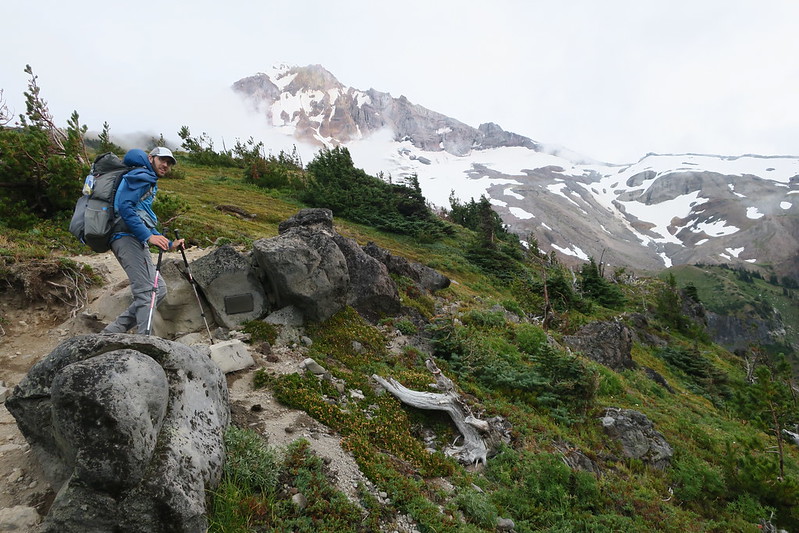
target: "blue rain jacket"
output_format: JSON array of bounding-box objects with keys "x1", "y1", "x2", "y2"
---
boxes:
[{"x1": 111, "y1": 149, "x2": 162, "y2": 244}]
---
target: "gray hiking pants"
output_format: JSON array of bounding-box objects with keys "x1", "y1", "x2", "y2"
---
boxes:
[{"x1": 103, "y1": 236, "x2": 167, "y2": 335}]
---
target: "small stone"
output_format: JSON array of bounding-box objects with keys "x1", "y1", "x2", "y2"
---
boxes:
[
  {"x1": 0, "y1": 505, "x2": 41, "y2": 531},
  {"x1": 497, "y1": 517, "x2": 515, "y2": 530},
  {"x1": 291, "y1": 492, "x2": 307, "y2": 509},
  {"x1": 349, "y1": 389, "x2": 365, "y2": 400},
  {"x1": 301, "y1": 358, "x2": 326, "y2": 375},
  {"x1": 7, "y1": 468, "x2": 23, "y2": 483}
]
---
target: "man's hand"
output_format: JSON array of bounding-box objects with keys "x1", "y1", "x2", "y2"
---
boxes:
[
  {"x1": 148, "y1": 234, "x2": 171, "y2": 251},
  {"x1": 170, "y1": 238, "x2": 185, "y2": 251}
]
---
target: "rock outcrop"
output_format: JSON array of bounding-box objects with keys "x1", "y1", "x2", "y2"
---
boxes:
[
  {"x1": 705, "y1": 310, "x2": 787, "y2": 353},
  {"x1": 563, "y1": 320, "x2": 635, "y2": 371},
  {"x1": 253, "y1": 208, "x2": 350, "y2": 323},
  {"x1": 363, "y1": 241, "x2": 451, "y2": 293},
  {"x1": 90, "y1": 258, "x2": 215, "y2": 339},
  {"x1": 250, "y1": 208, "x2": 447, "y2": 324},
  {"x1": 600, "y1": 408, "x2": 673, "y2": 470},
  {"x1": 190, "y1": 244, "x2": 269, "y2": 329},
  {"x1": 332, "y1": 234, "x2": 401, "y2": 321},
  {"x1": 6, "y1": 333, "x2": 229, "y2": 532}
]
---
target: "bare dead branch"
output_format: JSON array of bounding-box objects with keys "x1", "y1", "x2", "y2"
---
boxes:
[{"x1": 373, "y1": 359, "x2": 511, "y2": 466}]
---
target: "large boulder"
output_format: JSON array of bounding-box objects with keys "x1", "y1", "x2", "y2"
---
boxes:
[
  {"x1": 253, "y1": 209, "x2": 349, "y2": 323},
  {"x1": 6, "y1": 333, "x2": 229, "y2": 533},
  {"x1": 155, "y1": 259, "x2": 218, "y2": 336},
  {"x1": 332, "y1": 234, "x2": 401, "y2": 321},
  {"x1": 276, "y1": 207, "x2": 334, "y2": 234},
  {"x1": 363, "y1": 241, "x2": 450, "y2": 293},
  {"x1": 89, "y1": 258, "x2": 213, "y2": 338},
  {"x1": 600, "y1": 408, "x2": 673, "y2": 470},
  {"x1": 563, "y1": 320, "x2": 635, "y2": 371},
  {"x1": 190, "y1": 245, "x2": 268, "y2": 328}
]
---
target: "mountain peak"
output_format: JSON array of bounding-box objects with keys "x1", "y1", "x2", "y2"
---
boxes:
[{"x1": 232, "y1": 64, "x2": 537, "y2": 155}]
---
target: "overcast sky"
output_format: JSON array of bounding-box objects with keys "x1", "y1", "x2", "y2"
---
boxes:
[{"x1": 2, "y1": 0, "x2": 798, "y2": 164}]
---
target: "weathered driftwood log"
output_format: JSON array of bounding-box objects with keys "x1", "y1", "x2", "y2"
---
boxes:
[{"x1": 372, "y1": 360, "x2": 508, "y2": 465}]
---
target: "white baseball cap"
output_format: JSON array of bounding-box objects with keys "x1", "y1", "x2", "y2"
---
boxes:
[{"x1": 149, "y1": 147, "x2": 176, "y2": 165}]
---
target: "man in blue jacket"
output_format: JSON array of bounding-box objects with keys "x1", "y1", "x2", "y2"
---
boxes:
[{"x1": 102, "y1": 147, "x2": 184, "y2": 335}]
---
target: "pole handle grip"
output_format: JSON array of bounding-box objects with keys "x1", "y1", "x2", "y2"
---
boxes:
[{"x1": 174, "y1": 229, "x2": 187, "y2": 254}]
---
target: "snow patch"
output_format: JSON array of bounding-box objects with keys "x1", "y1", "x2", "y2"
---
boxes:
[
  {"x1": 551, "y1": 243, "x2": 589, "y2": 260},
  {"x1": 504, "y1": 188, "x2": 524, "y2": 200},
  {"x1": 727, "y1": 183, "x2": 745, "y2": 198},
  {"x1": 508, "y1": 207, "x2": 535, "y2": 219},
  {"x1": 696, "y1": 219, "x2": 740, "y2": 237},
  {"x1": 547, "y1": 183, "x2": 582, "y2": 209},
  {"x1": 621, "y1": 191, "x2": 707, "y2": 244}
]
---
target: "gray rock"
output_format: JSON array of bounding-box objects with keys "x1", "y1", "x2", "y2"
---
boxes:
[
  {"x1": 0, "y1": 505, "x2": 41, "y2": 531},
  {"x1": 644, "y1": 366, "x2": 675, "y2": 394},
  {"x1": 277, "y1": 207, "x2": 334, "y2": 233},
  {"x1": 301, "y1": 358, "x2": 326, "y2": 376},
  {"x1": 363, "y1": 241, "x2": 450, "y2": 293},
  {"x1": 190, "y1": 245, "x2": 269, "y2": 328},
  {"x1": 291, "y1": 492, "x2": 308, "y2": 509},
  {"x1": 263, "y1": 305, "x2": 305, "y2": 326},
  {"x1": 154, "y1": 259, "x2": 218, "y2": 336},
  {"x1": 563, "y1": 320, "x2": 635, "y2": 371},
  {"x1": 333, "y1": 234, "x2": 401, "y2": 321},
  {"x1": 496, "y1": 517, "x2": 516, "y2": 531},
  {"x1": 50, "y1": 350, "x2": 169, "y2": 494},
  {"x1": 209, "y1": 338, "x2": 255, "y2": 374},
  {"x1": 6, "y1": 333, "x2": 230, "y2": 533},
  {"x1": 601, "y1": 408, "x2": 673, "y2": 469},
  {"x1": 253, "y1": 213, "x2": 349, "y2": 323}
]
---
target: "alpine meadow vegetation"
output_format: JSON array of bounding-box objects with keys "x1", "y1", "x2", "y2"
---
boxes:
[{"x1": 1, "y1": 69, "x2": 798, "y2": 532}]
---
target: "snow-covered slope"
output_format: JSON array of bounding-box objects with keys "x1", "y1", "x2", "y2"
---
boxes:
[{"x1": 233, "y1": 65, "x2": 799, "y2": 277}]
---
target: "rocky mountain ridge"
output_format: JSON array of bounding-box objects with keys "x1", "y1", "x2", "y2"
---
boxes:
[
  {"x1": 232, "y1": 64, "x2": 538, "y2": 156},
  {"x1": 232, "y1": 64, "x2": 799, "y2": 279}
]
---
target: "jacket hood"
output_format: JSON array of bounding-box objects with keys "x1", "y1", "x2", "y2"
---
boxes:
[{"x1": 122, "y1": 149, "x2": 157, "y2": 187}]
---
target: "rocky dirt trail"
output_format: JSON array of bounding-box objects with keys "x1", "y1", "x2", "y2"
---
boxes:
[{"x1": 0, "y1": 249, "x2": 383, "y2": 530}]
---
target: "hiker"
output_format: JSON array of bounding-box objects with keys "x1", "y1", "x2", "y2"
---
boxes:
[{"x1": 102, "y1": 147, "x2": 185, "y2": 335}]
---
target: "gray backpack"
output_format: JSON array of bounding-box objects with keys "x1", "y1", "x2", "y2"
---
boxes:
[{"x1": 69, "y1": 152, "x2": 132, "y2": 252}]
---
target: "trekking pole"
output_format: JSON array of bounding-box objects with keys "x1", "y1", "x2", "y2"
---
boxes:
[
  {"x1": 145, "y1": 249, "x2": 164, "y2": 336},
  {"x1": 175, "y1": 230, "x2": 214, "y2": 345}
]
